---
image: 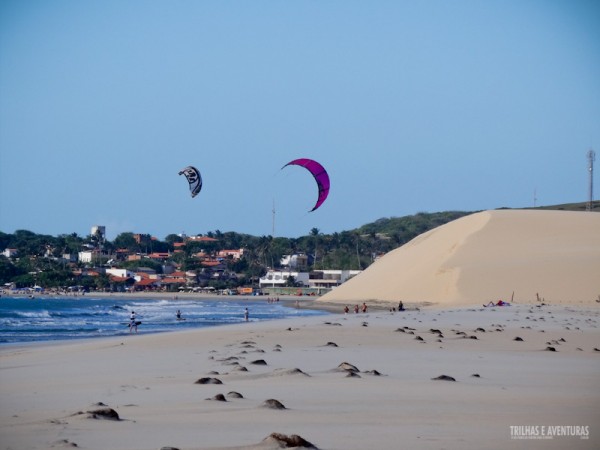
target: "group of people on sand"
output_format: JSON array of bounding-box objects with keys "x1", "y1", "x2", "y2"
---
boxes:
[
  {"x1": 388, "y1": 301, "x2": 405, "y2": 313},
  {"x1": 344, "y1": 302, "x2": 369, "y2": 314},
  {"x1": 344, "y1": 301, "x2": 407, "y2": 314}
]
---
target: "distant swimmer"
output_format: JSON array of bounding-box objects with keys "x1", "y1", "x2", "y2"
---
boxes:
[{"x1": 176, "y1": 309, "x2": 182, "y2": 320}]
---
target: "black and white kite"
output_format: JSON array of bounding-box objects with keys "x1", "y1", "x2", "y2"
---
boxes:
[{"x1": 179, "y1": 166, "x2": 202, "y2": 198}]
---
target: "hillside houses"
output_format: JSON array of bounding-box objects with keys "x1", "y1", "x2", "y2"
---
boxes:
[
  {"x1": 1, "y1": 226, "x2": 369, "y2": 295},
  {"x1": 66, "y1": 235, "x2": 244, "y2": 292}
]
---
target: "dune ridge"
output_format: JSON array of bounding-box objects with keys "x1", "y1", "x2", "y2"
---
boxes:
[{"x1": 321, "y1": 210, "x2": 600, "y2": 307}]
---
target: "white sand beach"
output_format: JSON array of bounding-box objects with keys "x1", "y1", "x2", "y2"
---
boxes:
[
  {"x1": 1, "y1": 305, "x2": 599, "y2": 450},
  {"x1": 1, "y1": 209, "x2": 599, "y2": 450}
]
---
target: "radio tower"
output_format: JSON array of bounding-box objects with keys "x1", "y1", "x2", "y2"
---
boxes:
[
  {"x1": 272, "y1": 199, "x2": 276, "y2": 236},
  {"x1": 587, "y1": 149, "x2": 596, "y2": 211}
]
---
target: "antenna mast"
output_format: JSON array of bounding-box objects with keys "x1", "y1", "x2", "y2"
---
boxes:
[
  {"x1": 587, "y1": 149, "x2": 595, "y2": 211},
  {"x1": 272, "y1": 199, "x2": 276, "y2": 236}
]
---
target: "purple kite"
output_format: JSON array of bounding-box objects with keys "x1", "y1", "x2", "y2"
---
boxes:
[{"x1": 282, "y1": 158, "x2": 330, "y2": 212}]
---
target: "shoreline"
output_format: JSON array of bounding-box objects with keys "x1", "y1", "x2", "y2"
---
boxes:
[
  {"x1": 1, "y1": 289, "x2": 388, "y2": 315},
  {"x1": 0, "y1": 292, "x2": 341, "y2": 349},
  {"x1": 7, "y1": 287, "x2": 595, "y2": 311}
]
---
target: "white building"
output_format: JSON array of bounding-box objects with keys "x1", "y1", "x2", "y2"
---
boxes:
[
  {"x1": 259, "y1": 269, "x2": 362, "y2": 290},
  {"x1": 78, "y1": 251, "x2": 94, "y2": 263},
  {"x1": 2, "y1": 248, "x2": 18, "y2": 259},
  {"x1": 106, "y1": 268, "x2": 136, "y2": 279},
  {"x1": 259, "y1": 270, "x2": 310, "y2": 288},
  {"x1": 308, "y1": 269, "x2": 362, "y2": 289},
  {"x1": 91, "y1": 225, "x2": 106, "y2": 241},
  {"x1": 280, "y1": 253, "x2": 308, "y2": 270},
  {"x1": 217, "y1": 249, "x2": 244, "y2": 260}
]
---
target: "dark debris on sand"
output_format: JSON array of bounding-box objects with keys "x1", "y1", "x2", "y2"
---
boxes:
[
  {"x1": 195, "y1": 377, "x2": 223, "y2": 384},
  {"x1": 262, "y1": 399, "x2": 287, "y2": 410},
  {"x1": 263, "y1": 432, "x2": 318, "y2": 449},
  {"x1": 337, "y1": 362, "x2": 360, "y2": 373},
  {"x1": 52, "y1": 439, "x2": 78, "y2": 447},
  {"x1": 226, "y1": 391, "x2": 244, "y2": 399},
  {"x1": 75, "y1": 406, "x2": 120, "y2": 421},
  {"x1": 431, "y1": 375, "x2": 456, "y2": 382}
]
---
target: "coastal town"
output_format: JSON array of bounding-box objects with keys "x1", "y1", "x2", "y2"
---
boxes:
[{"x1": 1, "y1": 224, "x2": 363, "y2": 297}]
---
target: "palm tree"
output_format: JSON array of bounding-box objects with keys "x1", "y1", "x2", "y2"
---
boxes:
[
  {"x1": 257, "y1": 236, "x2": 273, "y2": 268},
  {"x1": 309, "y1": 228, "x2": 321, "y2": 269}
]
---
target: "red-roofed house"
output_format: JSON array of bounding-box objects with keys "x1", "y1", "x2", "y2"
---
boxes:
[
  {"x1": 201, "y1": 260, "x2": 226, "y2": 270},
  {"x1": 148, "y1": 252, "x2": 170, "y2": 261},
  {"x1": 109, "y1": 275, "x2": 130, "y2": 283},
  {"x1": 161, "y1": 270, "x2": 191, "y2": 287},
  {"x1": 134, "y1": 277, "x2": 161, "y2": 291}
]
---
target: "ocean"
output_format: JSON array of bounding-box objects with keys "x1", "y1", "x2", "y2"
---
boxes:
[{"x1": 0, "y1": 295, "x2": 329, "y2": 344}]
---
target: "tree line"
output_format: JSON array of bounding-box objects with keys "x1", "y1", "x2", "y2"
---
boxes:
[{"x1": 0, "y1": 211, "x2": 472, "y2": 290}]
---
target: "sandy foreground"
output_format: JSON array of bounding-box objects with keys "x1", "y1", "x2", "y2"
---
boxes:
[{"x1": 1, "y1": 304, "x2": 599, "y2": 450}]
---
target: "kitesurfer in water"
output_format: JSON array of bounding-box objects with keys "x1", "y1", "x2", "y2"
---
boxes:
[{"x1": 129, "y1": 311, "x2": 138, "y2": 333}]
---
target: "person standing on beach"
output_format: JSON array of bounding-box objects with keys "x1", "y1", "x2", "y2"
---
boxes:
[{"x1": 244, "y1": 308, "x2": 249, "y2": 322}]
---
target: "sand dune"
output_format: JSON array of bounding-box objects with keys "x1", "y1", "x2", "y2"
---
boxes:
[{"x1": 321, "y1": 210, "x2": 600, "y2": 307}]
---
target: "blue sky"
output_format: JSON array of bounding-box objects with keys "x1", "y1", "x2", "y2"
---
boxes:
[{"x1": 1, "y1": 0, "x2": 599, "y2": 240}]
